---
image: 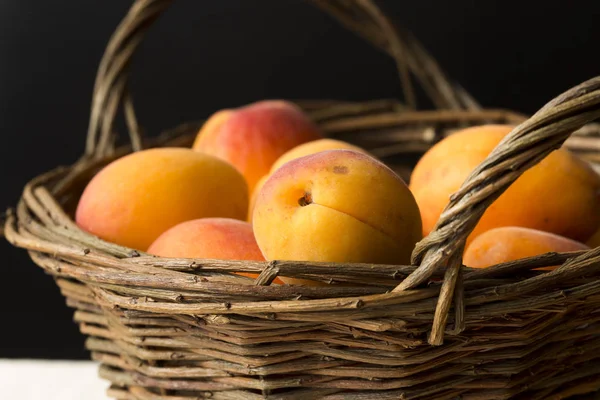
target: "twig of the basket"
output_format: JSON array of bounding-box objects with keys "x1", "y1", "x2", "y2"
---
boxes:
[
  {"x1": 124, "y1": 87, "x2": 142, "y2": 152},
  {"x1": 394, "y1": 76, "x2": 600, "y2": 345}
]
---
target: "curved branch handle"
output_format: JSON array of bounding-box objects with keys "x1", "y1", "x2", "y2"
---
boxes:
[
  {"x1": 85, "y1": 0, "x2": 472, "y2": 159},
  {"x1": 396, "y1": 77, "x2": 600, "y2": 345},
  {"x1": 86, "y1": 0, "x2": 171, "y2": 158},
  {"x1": 310, "y1": 0, "x2": 478, "y2": 111}
]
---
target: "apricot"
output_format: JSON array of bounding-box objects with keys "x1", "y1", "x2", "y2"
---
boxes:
[
  {"x1": 76, "y1": 148, "x2": 248, "y2": 251},
  {"x1": 192, "y1": 100, "x2": 322, "y2": 194},
  {"x1": 270, "y1": 138, "x2": 371, "y2": 173},
  {"x1": 464, "y1": 226, "x2": 589, "y2": 269},
  {"x1": 248, "y1": 175, "x2": 268, "y2": 223},
  {"x1": 247, "y1": 139, "x2": 371, "y2": 222},
  {"x1": 191, "y1": 109, "x2": 234, "y2": 151},
  {"x1": 147, "y1": 218, "x2": 281, "y2": 282},
  {"x1": 252, "y1": 149, "x2": 422, "y2": 284},
  {"x1": 410, "y1": 124, "x2": 600, "y2": 245},
  {"x1": 148, "y1": 218, "x2": 262, "y2": 259}
]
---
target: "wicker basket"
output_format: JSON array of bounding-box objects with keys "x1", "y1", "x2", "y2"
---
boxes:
[{"x1": 4, "y1": 0, "x2": 600, "y2": 399}]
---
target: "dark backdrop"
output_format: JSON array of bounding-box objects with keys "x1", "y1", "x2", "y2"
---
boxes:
[{"x1": 1, "y1": 0, "x2": 599, "y2": 360}]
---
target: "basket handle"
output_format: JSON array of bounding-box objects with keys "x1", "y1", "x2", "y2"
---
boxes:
[
  {"x1": 85, "y1": 0, "x2": 475, "y2": 159},
  {"x1": 394, "y1": 76, "x2": 600, "y2": 345}
]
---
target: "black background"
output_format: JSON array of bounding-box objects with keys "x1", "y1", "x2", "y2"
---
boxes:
[{"x1": 1, "y1": 0, "x2": 599, "y2": 360}]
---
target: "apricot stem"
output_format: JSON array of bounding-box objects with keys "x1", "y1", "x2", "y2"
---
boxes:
[{"x1": 298, "y1": 192, "x2": 313, "y2": 207}]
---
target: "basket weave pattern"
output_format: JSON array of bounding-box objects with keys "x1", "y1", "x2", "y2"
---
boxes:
[{"x1": 4, "y1": 1, "x2": 600, "y2": 399}]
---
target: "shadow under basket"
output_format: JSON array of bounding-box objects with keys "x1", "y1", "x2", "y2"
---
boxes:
[{"x1": 4, "y1": 1, "x2": 600, "y2": 399}]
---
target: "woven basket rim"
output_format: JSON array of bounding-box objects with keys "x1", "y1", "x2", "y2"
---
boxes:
[{"x1": 4, "y1": 96, "x2": 600, "y2": 330}]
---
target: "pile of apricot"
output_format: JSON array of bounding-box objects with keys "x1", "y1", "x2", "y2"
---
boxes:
[{"x1": 75, "y1": 100, "x2": 600, "y2": 284}]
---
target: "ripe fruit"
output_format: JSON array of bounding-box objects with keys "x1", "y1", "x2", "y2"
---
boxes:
[
  {"x1": 248, "y1": 175, "x2": 268, "y2": 223},
  {"x1": 464, "y1": 226, "x2": 589, "y2": 269},
  {"x1": 252, "y1": 149, "x2": 422, "y2": 284},
  {"x1": 410, "y1": 124, "x2": 600, "y2": 245},
  {"x1": 193, "y1": 109, "x2": 234, "y2": 148},
  {"x1": 248, "y1": 138, "x2": 371, "y2": 222},
  {"x1": 75, "y1": 148, "x2": 248, "y2": 251},
  {"x1": 192, "y1": 100, "x2": 322, "y2": 194},
  {"x1": 147, "y1": 218, "x2": 281, "y2": 282},
  {"x1": 148, "y1": 218, "x2": 263, "y2": 260},
  {"x1": 270, "y1": 138, "x2": 371, "y2": 173}
]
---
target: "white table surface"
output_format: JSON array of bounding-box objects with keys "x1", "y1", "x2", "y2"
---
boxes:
[{"x1": 0, "y1": 359, "x2": 110, "y2": 399}]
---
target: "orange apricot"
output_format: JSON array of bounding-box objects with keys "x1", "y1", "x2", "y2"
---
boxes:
[
  {"x1": 464, "y1": 226, "x2": 589, "y2": 269},
  {"x1": 410, "y1": 124, "x2": 600, "y2": 245},
  {"x1": 247, "y1": 138, "x2": 371, "y2": 222},
  {"x1": 75, "y1": 148, "x2": 248, "y2": 251},
  {"x1": 252, "y1": 149, "x2": 422, "y2": 286},
  {"x1": 147, "y1": 218, "x2": 282, "y2": 283},
  {"x1": 248, "y1": 174, "x2": 268, "y2": 223},
  {"x1": 270, "y1": 138, "x2": 372, "y2": 173}
]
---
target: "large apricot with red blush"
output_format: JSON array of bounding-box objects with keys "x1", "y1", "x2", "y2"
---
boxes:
[{"x1": 193, "y1": 100, "x2": 322, "y2": 194}]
